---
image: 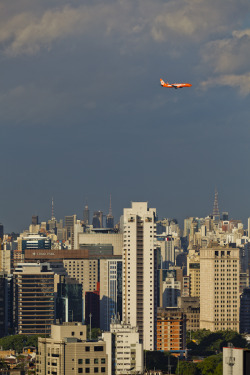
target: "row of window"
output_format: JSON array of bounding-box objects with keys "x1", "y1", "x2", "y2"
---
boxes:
[
  {"x1": 78, "y1": 359, "x2": 105, "y2": 364},
  {"x1": 78, "y1": 367, "x2": 105, "y2": 373}
]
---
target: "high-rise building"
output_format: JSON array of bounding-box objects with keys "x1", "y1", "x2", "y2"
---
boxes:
[
  {"x1": 31, "y1": 216, "x2": 39, "y2": 225},
  {"x1": 100, "y1": 259, "x2": 122, "y2": 331},
  {"x1": 56, "y1": 276, "x2": 83, "y2": 324},
  {"x1": 65, "y1": 215, "x2": 77, "y2": 240},
  {"x1": 240, "y1": 288, "x2": 250, "y2": 334},
  {"x1": 92, "y1": 211, "x2": 103, "y2": 228},
  {"x1": 85, "y1": 283, "x2": 100, "y2": 328},
  {"x1": 156, "y1": 308, "x2": 186, "y2": 352},
  {"x1": 0, "y1": 273, "x2": 8, "y2": 337},
  {"x1": 83, "y1": 204, "x2": 90, "y2": 225},
  {"x1": 187, "y1": 250, "x2": 200, "y2": 297},
  {"x1": 102, "y1": 318, "x2": 143, "y2": 375},
  {"x1": 122, "y1": 202, "x2": 156, "y2": 350},
  {"x1": 106, "y1": 195, "x2": 114, "y2": 229},
  {"x1": 13, "y1": 263, "x2": 55, "y2": 335},
  {"x1": 0, "y1": 224, "x2": 4, "y2": 241},
  {"x1": 178, "y1": 296, "x2": 200, "y2": 332},
  {"x1": 200, "y1": 246, "x2": 240, "y2": 332}
]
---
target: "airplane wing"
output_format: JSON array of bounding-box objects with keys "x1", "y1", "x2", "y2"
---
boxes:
[{"x1": 172, "y1": 85, "x2": 178, "y2": 89}]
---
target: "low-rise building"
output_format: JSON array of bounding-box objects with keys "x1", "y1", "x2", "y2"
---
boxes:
[{"x1": 37, "y1": 323, "x2": 108, "y2": 375}]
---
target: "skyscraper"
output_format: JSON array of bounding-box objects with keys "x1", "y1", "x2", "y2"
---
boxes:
[
  {"x1": 13, "y1": 263, "x2": 55, "y2": 335},
  {"x1": 200, "y1": 246, "x2": 240, "y2": 332},
  {"x1": 92, "y1": 211, "x2": 103, "y2": 228},
  {"x1": 106, "y1": 195, "x2": 114, "y2": 229},
  {"x1": 122, "y1": 202, "x2": 156, "y2": 350},
  {"x1": 83, "y1": 204, "x2": 90, "y2": 225}
]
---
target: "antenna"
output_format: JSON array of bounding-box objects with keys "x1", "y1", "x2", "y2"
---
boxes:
[
  {"x1": 109, "y1": 194, "x2": 112, "y2": 216},
  {"x1": 212, "y1": 189, "x2": 220, "y2": 219},
  {"x1": 51, "y1": 197, "x2": 55, "y2": 220}
]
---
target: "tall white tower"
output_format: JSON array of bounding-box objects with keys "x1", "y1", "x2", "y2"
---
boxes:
[{"x1": 122, "y1": 202, "x2": 156, "y2": 350}]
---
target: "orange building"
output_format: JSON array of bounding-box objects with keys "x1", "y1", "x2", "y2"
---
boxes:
[{"x1": 156, "y1": 308, "x2": 186, "y2": 353}]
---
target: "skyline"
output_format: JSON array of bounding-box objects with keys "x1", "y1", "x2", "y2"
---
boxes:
[
  {"x1": 0, "y1": 190, "x2": 247, "y2": 234},
  {"x1": 1, "y1": 1, "x2": 250, "y2": 232}
]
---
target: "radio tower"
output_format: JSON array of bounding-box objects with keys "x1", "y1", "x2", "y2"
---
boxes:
[
  {"x1": 106, "y1": 194, "x2": 114, "y2": 229},
  {"x1": 51, "y1": 197, "x2": 55, "y2": 220},
  {"x1": 212, "y1": 189, "x2": 220, "y2": 221}
]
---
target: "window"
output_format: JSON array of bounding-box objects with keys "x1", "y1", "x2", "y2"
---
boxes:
[
  {"x1": 78, "y1": 369, "x2": 83, "y2": 374},
  {"x1": 85, "y1": 369, "x2": 90, "y2": 373},
  {"x1": 85, "y1": 359, "x2": 90, "y2": 364},
  {"x1": 94, "y1": 359, "x2": 99, "y2": 364},
  {"x1": 101, "y1": 359, "x2": 105, "y2": 364},
  {"x1": 101, "y1": 368, "x2": 106, "y2": 373},
  {"x1": 94, "y1": 346, "x2": 103, "y2": 352},
  {"x1": 78, "y1": 359, "x2": 83, "y2": 365},
  {"x1": 85, "y1": 347, "x2": 90, "y2": 352},
  {"x1": 71, "y1": 332, "x2": 75, "y2": 336},
  {"x1": 94, "y1": 368, "x2": 99, "y2": 373}
]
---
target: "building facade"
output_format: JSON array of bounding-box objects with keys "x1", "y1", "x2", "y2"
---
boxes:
[
  {"x1": 102, "y1": 319, "x2": 143, "y2": 375},
  {"x1": 13, "y1": 263, "x2": 55, "y2": 335},
  {"x1": 200, "y1": 246, "x2": 240, "y2": 332},
  {"x1": 122, "y1": 202, "x2": 157, "y2": 350},
  {"x1": 37, "y1": 323, "x2": 108, "y2": 375}
]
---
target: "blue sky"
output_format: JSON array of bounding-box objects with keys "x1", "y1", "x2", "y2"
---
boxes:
[{"x1": 1, "y1": 0, "x2": 250, "y2": 232}]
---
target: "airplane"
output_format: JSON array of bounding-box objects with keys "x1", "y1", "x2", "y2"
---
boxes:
[{"x1": 160, "y1": 78, "x2": 192, "y2": 89}]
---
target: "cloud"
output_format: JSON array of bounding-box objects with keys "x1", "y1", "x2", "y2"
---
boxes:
[
  {"x1": 201, "y1": 73, "x2": 250, "y2": 96},
  {"x1": 151, "y1": 0, "x2": 250, "y2": 43},
  {"x1": 201, "y1": 29, "x2": 250, "y2": 75},
  {"x1": 200, "y1": 28, "x2": 250, "y2": 94},
  {"x1": 1, "y1": 0, "x2": 249, "y2": 57},
  {"x1": 0, "y1": 2, "x2": 150, "y2": 57}
]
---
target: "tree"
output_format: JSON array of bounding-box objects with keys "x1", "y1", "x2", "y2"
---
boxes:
[
  {"x1": 176, "y1": 361, "x2": 198, "y2": 375},
  {"x1": 145, "y1": 351, "x2": 177, "y2": 372},
  {"x1": 197, "y1": 354, "x2": 222, "y2": 375}
]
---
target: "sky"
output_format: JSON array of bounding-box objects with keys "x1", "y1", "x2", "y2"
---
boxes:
[{"x1": 1, "y1": 0, "x2": 250, "y2": 232}]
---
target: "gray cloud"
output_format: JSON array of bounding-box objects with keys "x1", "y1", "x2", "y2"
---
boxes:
[
  {"x1": 201, "y1": 29, "x2": 250, "y2": 74},
  {"x1": 201, "y1": 73, "x2": 250, "y2": 95},
  {"x1": 200, "y1": 28, "x2": 250, "y2": 94},
  {"x1": 1, "y1": 0, "x2": 249, "y2": 57}
]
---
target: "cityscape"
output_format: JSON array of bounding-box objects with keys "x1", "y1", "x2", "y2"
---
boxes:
[
  {"x1": 0, "y1": 193, "x2": 250, "y2": 374},
  {"x1": 1, "y1": 1, "x2": 250, "y2": 375}
]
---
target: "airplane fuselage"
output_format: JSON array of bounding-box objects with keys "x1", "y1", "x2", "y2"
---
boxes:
[{"x1": 160, "y1": 79, "x2": 192, "y2": 89}]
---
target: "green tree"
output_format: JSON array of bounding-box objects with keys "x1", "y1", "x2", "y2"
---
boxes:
[
  {"x1": 145, "y1": 351, "x2": 177, "y2": 372},
  {"x1": 197, "y1": 354, "x2": 222, "y2": 375},
  {"x1": 176, "y1": 361, "x2": 198, "y2": 375}
]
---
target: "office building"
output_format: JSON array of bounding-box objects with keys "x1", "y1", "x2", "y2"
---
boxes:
[
  {"x1": 0, "y1": 273, "x2": 8, "y2": 337},
  {"x1": 92, "y1": 211, "x2": 103, "y2": 228},
  {"x1": 83, "y1": 204, "x2": 90, "y2": 225},
  {"x1": 178, "y1": 296, "x2": 200, "y2": 332},
  {"x1": 200, "y1": 246, "x2": 240, "y2": 332},
  {"x1": 100, "y1": 259, "x2": 122, "y2": 331},
  {"x1": 32, "y1": 216, "x2": 39, "y2": 225},
  {"x1": 56, "y1": 276, "x2": 83, "y2": 323},
  {"x1": 240, "y1": 288, "x2": 250, "y2": 334},
  {"x1": 21, "y1": 234, "x2": 51, "y2": 250},
  {"x1": 0, "y1": 224, "x2": 3, "y2": 241},
  {"x1": 65, "y1": 214, "x2": 77, "y2": 240},
  {"x1": 13, "y1": 263, "x2": 55, "y2": 335},
  {"x1": 187, "y1": 250, "x2": 200, "y2": 297},
  {"x1": 122, "y1": 202, "x2": 156, "y2": 350},
  {"x1": 77, "y1": 230, "x2": 123, "y2": 255},
  {"x1": 102, "y1": 318, "x2": 143, "y2": 375},
  {"x1": 85, "y1": 283, "x2": 100, "y2": 328},
  {"x1": 37, "y1": 323, "x2": 108, "y2": 375}
]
